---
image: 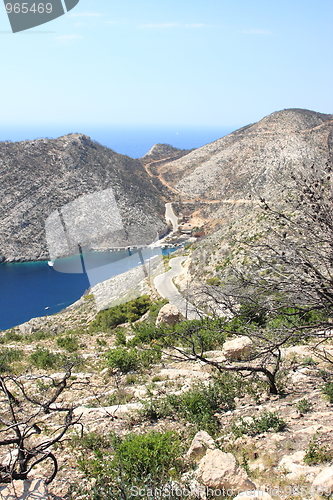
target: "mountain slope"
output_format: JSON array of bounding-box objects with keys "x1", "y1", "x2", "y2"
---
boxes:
[
  {"x1": 0, "y1": 134, "x2": 166, "y2": 262},
  {"x1": 158, "y1": 109, "x2": 333, "y2": 201}
]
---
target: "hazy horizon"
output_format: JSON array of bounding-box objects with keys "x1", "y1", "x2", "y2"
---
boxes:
[{"x1": 1, "y1": 0, "x2": 332, "y2": 130}]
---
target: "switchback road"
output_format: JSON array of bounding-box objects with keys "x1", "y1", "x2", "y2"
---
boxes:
[{"x1": 154, "y1": 256, "x2": 201, "y2": 320}]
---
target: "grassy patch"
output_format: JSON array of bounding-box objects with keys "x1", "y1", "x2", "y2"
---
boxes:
[
  {"x1": 29, "y1": 347, "x2": 60, "y2": 369},
  {"x1": 105, "y1": 345, "x2": 161, "y2": 373},
  {"x1": 0, "y1": 348, "x2": 24, "y2": 373},
  {"x1": 231, "y1": 411, "x2": 286, "y2": 437},
  {"x1": 322, "y1": 381, "x2": 333, "y2": 404},
  {"x1": 56, "y1": 335, "x2": 79, "y2": 352},
  {"x1": 304, "y1": 434, "x2": 333, "y2": 465}
]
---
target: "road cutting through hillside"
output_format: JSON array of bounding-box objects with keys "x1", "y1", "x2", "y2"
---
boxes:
[{"x1": 154, "y1": 256, "x2": 201, "y2": 320}]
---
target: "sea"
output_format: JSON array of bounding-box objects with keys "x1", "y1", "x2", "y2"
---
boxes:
[{"x1": 0, "y1": 125, "x2": 237, "y2": 330}]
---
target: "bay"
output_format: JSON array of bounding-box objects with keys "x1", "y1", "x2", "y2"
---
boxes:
[
  {"x1": 0, "y1": 248, "x2": 174, "y2": 331},
  {"x1": 0, "y1": 125, "x2": 237, "y2": 330}
]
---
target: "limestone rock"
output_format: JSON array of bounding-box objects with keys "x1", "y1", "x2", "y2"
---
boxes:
[
  {"x1": 156, "y1": 304, "x2": 182, "y2": 326},
  {"x1": 161, "y1": 109, "x2": 333, "y2": 202},
  {"x1": 197, "y1": 449, "x2": 256, "y2": 493},
  {"x1": 222, "y1": 336, "x2": 253, "y2": 360},
  {"x1": 19, "y1": 322, "x2": 35, "y2": 335},
  {"x1": 279, "y1": 451, "x2": 320, "y2": 481},
  {"x1": 0, "y1": 479, "x2": 49, "y2": 499},
  {"x1": 312, "y1": 466, "x2": 333, "y2": 497},
  {"x1": 233, "y1": 491, "x2": 273, "y2": 500},
  {"x1": 186, "y1": 431, "x2": 216, "y2": 462}
]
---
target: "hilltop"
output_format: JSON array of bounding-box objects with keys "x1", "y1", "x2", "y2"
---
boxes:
[
  {"x1": 0, "y1": 134, "x2": 167, "y2": 263},
  {"x1": 157, "y1": 108, "x2": 333, "y2": 202}
]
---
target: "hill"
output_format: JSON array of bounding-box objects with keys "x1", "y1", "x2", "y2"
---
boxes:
[
  {"x1": 0, "y1": 134, "x2": 167, "y2": 262},
  {"x1": 157, "y1": 108, "x2": 333, "y2": 202}
]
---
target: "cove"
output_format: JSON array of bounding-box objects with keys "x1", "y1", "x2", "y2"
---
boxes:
[{"x1": 0, "y1": 248, "x2": 175, "y2": 331}]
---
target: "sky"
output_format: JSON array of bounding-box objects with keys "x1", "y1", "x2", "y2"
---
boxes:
[{"x1": 0, "y1": 0, "x2": 332, "y2": 142}]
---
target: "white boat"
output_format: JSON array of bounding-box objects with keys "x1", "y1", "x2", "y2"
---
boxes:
[{"x1": 48, "y1": 261, "x2": 54, "y2": 267}]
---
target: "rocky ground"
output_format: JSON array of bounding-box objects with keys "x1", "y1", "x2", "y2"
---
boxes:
[{"x1": 0, "y1": 283, "x2": 333, "y2": 499}]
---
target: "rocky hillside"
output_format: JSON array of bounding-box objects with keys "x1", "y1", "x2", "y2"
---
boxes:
[
  {"x1": 158, "y1": 109, "x2": 333, "y2": 202},
  {"x1": 0, "y1": 134, "x2": 167, "y2": 262},
  {"x1": 1, "y1": 286, "x2": 333, "y2": 500},
  {"x1": 141, "y1": 143, "x2": 192, "y2": 164}
]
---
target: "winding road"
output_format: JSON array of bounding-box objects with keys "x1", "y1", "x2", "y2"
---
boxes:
[
  {"x1": 165, "y1": 202, "x2": 178, "y2": 232},
  {"x1": 154, "y1": 256, "x2": 201, "y2": 320}
]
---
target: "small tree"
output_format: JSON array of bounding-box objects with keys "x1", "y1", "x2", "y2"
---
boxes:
[
  {"x1": 158, "y1": 161, "x2": 333, "y2": 395},
  {"x1": 0, "y1": 362, "x2": 85, "y2": 485}
]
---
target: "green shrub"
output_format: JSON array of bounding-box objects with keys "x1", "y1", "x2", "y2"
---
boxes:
[
  {"x1": 304, "y1": 435, "x2": 333, "y2": 465},
  {"x1": 56, "y1": 335, "x2": 79, "y2": 352},
  {"x1": 29, "y1": 330, "x2": 53, "y2": 342},
  {"x1": 231, "y1": 411, "x2": 286, "y2": 437},
  {"x1": 74, "y1": 430, "x2": 184, "y2": 499},
  {"x1": 322, "y1": 381, "x2": 333, "y2": 403},
  {"x1": 3, "y1": 330, "x2": 23, "y2": 343},
  {"x1": 0, "y1": 348, "x2": 24, "y2": 373},
  {"x1": 114, "y1": 328, "x2": 127, "y2": 346},
  {"x1": 296, "y1": 398, "x2": 313, "y2": 413},
  {"x1": 90, "y1": 296, "x2": 151, "y2": 331},
  {"x1": 140, "y1": 374, "x2": 239, "y2": 435},
  {"x1": 84, "y1": 293, "x2": 94, "y2": 301},
  {"x1": 112, "y1": 431, "x2": 183, "y2": 480},
  {"x1": 128, "y1": 322, "x2": 165, "y2": 346},
  {"x1": 107, "y1": 390, "x2": 134, "y2": 406},
  {"x1": 206, "y1": 277, "x2": 220, "y2": 286},
  {"x1": 125, "y1": 373, "x2": 138, "y2": 385},
  {"x1": 29, "y1": 347, "x2": 60, "y2": 369},
  {"x1": 96, "y1": 338, "x2": 107, "y2": 347},
  {"x1": 139, "y1": 346, "x2": 162, "y2": 367},
  {"x1": 165, "y1": 318, "x2": 227, "y2": 352},
  {"x1": 105, "y1": 347, "x2": 139, "y2": 373},
  {"x1": 105, "y1": 345, "x2": 161, "y2": 373},
  {"x1": 73, "y1": 431, "x2": 111, "y2": 452}
]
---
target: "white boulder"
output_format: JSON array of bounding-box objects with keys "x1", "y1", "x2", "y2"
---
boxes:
[
  {"x1": 197, "y1": 449, "x2": 256, "y2": 493},
  {"x1": 312, "y1": 465, "x2": 333, "y2": 497},
  {"x1": 156, "y1": 304, "x2": 182, "y2": 326},
  {"x1": 186, "y1": 430, "x2": 216, "y2": 462},
  {"x1": 222, "y1": 336, "x2": 253, "y2": 360}
]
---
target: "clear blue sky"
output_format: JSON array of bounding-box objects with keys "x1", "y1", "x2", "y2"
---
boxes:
[{"x1": 0, "y1": 0, "x2": 332, "y2": 134}]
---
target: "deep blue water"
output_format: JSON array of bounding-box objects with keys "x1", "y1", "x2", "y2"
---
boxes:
[
  {"x1": 0, "y1": 259, "x2": 90, "y2": 331},
  {"x1": 0, "y1": 125, "x2": 237, "y2": 158},
  {"x1": 0, "y1": 248, "x2": 175, "y2": 331},
  {"x1": 0, "y1": 125, "x2": 238, "y2": 330}
]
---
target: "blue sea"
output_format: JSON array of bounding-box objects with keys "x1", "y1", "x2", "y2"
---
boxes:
[
  {"x1": 0, "y1": 125, "x2": 237, "y2": 330},
  {"x1": 0, "y1": 125, "x2": 237, "y2": 158},
  {"x1": 0, "y1": 248, "x2": 173, "y2": 331}
]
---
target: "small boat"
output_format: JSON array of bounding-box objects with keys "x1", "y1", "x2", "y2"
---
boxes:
[
  {"x1": 48, "y1": 261, "x2": 54, "y2": 267},
  {"x1": 45, "y1": 306, "x2": 50, "y2": 310}
]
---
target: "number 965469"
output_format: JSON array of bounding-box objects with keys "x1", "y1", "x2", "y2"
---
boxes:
[{"x1": 5, "y1": 3, "x2": 53, "y2": 14}]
